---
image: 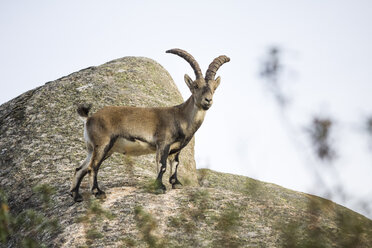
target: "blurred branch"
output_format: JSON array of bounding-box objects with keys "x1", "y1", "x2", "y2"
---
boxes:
[
  {"x1": 366, "y1": 117, "x2": 372, "y2": 134},
  {"x1": 258, "y1": 44, "x2": 372, "y2": 220},
  {"x1": 306, "y1": 117, "x2": 336, "y2": 162},
  {"x1": 366, "y1": 117, "x2": 372, "y2": 150},
  {"x1": 259, "y1": 46, "x2": 288, "y2": 107}
]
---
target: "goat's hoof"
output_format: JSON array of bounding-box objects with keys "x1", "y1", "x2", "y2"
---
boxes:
[
  {"x1": 71, "y1": 192, "x2": 83, "y2": 202},
  {"x1": 155, "y1": 188, "x2": 166, "y2": 194},
  {"x1": 154, "y1": 182, "x2": 166, "y2": 194},
  {"x1": 172, "y1": 182, "x2": 183, "y2": 189},
  {"x1": 93, "y1": 189, "x2": 106, "y2": 199}
]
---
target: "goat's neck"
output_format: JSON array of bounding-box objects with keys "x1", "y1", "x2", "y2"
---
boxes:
[{"x1": 180, "y1": 96, "x2": 206, "y2": 136}]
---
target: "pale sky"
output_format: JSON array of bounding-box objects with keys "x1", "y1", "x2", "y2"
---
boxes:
[{"x1": 1, "y1": 1, "x2": 372, "y2": 218}]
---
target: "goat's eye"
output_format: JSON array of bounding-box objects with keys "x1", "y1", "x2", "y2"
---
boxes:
[{"x1": 194, "y1": 84, "x2": 199, "y2": 89}]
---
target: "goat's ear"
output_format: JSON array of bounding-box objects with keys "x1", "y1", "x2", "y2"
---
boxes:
[
  {"x1": 212, "y1": 76, "x2": 221, "y2": 91},
  {"x1": 184, "y1": 74, "x2": 194, "y2": 91}
]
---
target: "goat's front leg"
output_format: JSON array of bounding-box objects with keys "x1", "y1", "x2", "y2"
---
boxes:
[
  {"x1": 156, "y1": 150, "x2": 160, "y2": 174},
  {"x1": 169, "y1": 152, "x2": 182, "y2": 189},
  {"x1": 155, "y1": 144, "x2": 170, "y2": 193}
]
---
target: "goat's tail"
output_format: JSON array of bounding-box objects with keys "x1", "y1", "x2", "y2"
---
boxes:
[{"x1": 77, "y1": 103, "x2": 92, "y2": 121}]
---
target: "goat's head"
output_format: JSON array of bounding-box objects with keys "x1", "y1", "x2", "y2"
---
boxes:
[{"x1": 166, "y1": 49, "x2": 230, "y2": 110}]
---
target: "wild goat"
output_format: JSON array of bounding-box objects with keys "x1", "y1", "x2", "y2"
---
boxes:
[{"x1": 70, "y1": 48, "x2": 230, "y2": 202}]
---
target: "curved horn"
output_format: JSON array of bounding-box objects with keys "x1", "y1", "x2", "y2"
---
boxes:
[
  {"x1": 166, "y1": 48, "x2": 203, "y2": 79},
  {"x1": 205, "y1": 55, "x2": 230, "y2": 81}
]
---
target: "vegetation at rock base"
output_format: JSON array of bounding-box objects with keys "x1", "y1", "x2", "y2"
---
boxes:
[
  {"x1": 0, "y1": 190, "x2": 11, "y2": 244},
  {"x1": 141, "y1": 179, "x2": 168, "y2": 195},
  {"x1": 1, "y1": 170, "x2": 371, "y2": 247},
  {"x1": 0, "y1": 185, "x2": 59, "y2": 247},
  {"x1": 134, "y1": 206, "x2": 168, "y2": 248},
  {"x1": 76, "y1": 198, "x2": 114, "y2": 246},
  {"x1": 213, "y1": 204, "x2": 242, "y2": 248}
]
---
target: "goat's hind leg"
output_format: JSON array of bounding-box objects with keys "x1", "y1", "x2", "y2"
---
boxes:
[
  {"x1": 70, "y1": 150, "x2": 92, "y2": 202},
  {"x1": 88, "y1": 139, "x2": 113, "y2": 199}
]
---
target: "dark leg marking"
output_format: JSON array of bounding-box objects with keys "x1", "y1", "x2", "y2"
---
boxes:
[
  {"x1": 89, "y1": 137, "x2": 117, "y2": 199},
  {"x1": 169, "y1": 153, "x2": 182, "y2": 189},
  {"x1": 155, "y1": 144, "x2": 170, "y2": 193},
  {"x1": 70, "y1": 144, "x2": 94, "y2": 202},
  {"x1": 70, "y1": 152, "x2": 92, "y2": 202}
]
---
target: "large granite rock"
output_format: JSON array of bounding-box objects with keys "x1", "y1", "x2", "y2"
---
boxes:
[{"x1": 1, "y1": 57, "x2": 371, "y2": 248}]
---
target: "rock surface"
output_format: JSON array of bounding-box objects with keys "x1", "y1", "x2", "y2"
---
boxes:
[{"x1": 1, "y1": 57, "x2": 371, "y2": 247}]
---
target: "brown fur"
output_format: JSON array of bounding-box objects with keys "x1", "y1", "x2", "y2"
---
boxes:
[{"x1": 70, "y1": 49, "x2": 230, "y2": 202}]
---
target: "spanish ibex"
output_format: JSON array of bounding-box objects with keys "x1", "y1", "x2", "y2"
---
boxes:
[{"x1": 70, "y1": 49, "x2": 230, "y2": 202}]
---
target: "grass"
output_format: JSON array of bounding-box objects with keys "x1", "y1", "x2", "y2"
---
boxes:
[
  {"x1": 213, "y1": 203, "x2": 242, "y2": 248},
  {"x1": 0, "y1": 190, "x2": 11, "y2": 243},
  {"x1": 0, "y1": 185, "x2": 60, "y2": 247},
  {"x1": 140, "y1": 178, "x2": 166, "y2": 195},
  {"x1": 76, "y1": 198, "x2": 114, "y2": 246},
  {"x1": 134, "y1": 205, "x2": 168, "y2": 248}
]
